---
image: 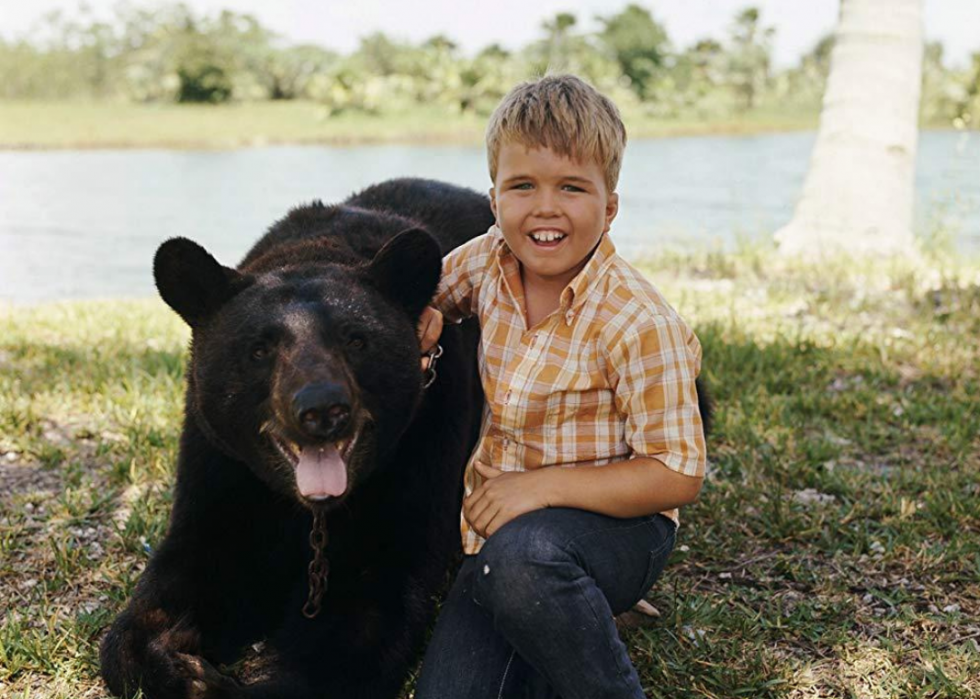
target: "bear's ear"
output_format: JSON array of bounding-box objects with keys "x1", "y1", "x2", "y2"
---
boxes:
[
  {"x1": 154, "y1": 237, "x2": 250, "y2": 327},
  {"x1": 365, "y1": 228, "x2": 442, "y2": 317}
]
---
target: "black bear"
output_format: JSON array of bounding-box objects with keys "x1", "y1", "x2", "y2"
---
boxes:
[{"x1": 100, "y1": 178, "x2": 492, "y2": 699}]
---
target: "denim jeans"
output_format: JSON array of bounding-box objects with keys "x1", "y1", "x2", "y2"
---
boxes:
[{"x1": 414, "y1": 507, "x2": 677, "y2": 699}]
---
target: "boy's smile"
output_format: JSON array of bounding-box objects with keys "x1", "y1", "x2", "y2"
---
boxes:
[{"x1": 490, "y1": 143, "x2": 619, "y2": 294}]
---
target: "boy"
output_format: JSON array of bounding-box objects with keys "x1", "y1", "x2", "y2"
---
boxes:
[{"x1": 415, "y1": 75, "x2": 706, "y2": 698}]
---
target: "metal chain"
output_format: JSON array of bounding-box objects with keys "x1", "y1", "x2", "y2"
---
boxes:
[
  {"x1": 422, "y1": 343, "x2": 444, "y2": 390},
  {"x1": 302, "y1": 509, "x2": 330, "y2": 619}
]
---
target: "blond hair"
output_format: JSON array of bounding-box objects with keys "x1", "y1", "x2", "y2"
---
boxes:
[{"x1": 486, "y1": 74, "x2": 627, "y2": 193}]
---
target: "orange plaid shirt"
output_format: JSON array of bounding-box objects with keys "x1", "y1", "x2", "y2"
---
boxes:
[{"x1": 433, "y1": 225, "x2": 706, "y2": 554}]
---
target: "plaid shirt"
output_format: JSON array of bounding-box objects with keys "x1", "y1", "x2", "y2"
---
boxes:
[{"x1": 434, "y1": 225, "x2": 706, "y2": 554}]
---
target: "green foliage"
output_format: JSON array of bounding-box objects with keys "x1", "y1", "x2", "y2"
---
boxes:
[
  {"x1": 922, "y1": 44, "x2": 980, "y2": 128},
  {"x1": 0, "y1": 2, "x2": 975, "y2": 128},
  {"x1": 726, "y1": 7, "x2": 775, "y2": 110},
  {"x1": 772, "y1": 33, "x2": 833, "y2": 111},
  {"x1": 596, "y1": 4, "x2": 670, "y2": 99}
]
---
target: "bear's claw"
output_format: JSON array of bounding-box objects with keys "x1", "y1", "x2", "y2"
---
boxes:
[{"x1": 177, "y1": 653, "x2": 236, "y2": 698}]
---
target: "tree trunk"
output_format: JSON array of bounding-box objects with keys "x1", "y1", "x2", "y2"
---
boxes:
[{"x1": 774, "y1": 0, "x2": 923, "y2": 257}]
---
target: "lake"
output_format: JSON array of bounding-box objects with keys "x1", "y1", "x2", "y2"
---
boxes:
[{"x1": 1, "y1": 130, "x2": 977, "y2": 303}]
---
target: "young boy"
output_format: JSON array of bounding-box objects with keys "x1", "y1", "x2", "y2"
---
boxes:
[{"x1": 414, "y1": 74, "x2": 706, "y2": 699}]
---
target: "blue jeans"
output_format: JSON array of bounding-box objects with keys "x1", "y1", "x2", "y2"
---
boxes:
[{"x1": 415, "y1": 507, "x2": 677, "y2": 699}]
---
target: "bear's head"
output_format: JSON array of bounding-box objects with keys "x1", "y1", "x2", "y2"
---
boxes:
[{"x1": 154, "y1": 228, "x2": 442, "y2": 509}]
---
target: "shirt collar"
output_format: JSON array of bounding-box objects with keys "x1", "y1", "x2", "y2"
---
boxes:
[
  {"x1": 491, "y1": 225, "x2": 617, "y2": 317},
  {"x1": 561, "y1": 232, "x2": 616, "y2": 313}
]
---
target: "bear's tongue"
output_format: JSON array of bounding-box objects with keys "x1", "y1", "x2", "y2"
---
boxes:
[{"x1": 296, "y1": 445, "x2": 347, "y2": 499}]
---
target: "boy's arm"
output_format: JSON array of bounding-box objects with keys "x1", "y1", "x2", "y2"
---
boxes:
[
  {"x1": 465, "y1": 457, "x2": 701, "y2": 538},
  {"x1": 418, "y1": 229, "x2": 497, "y2": 358},
  {"x1": 429, "y1": 230, "x2": 496, "y2": 324},
  {"x1": 608, "y1": 314, "x2": 706, "y2": 478}
]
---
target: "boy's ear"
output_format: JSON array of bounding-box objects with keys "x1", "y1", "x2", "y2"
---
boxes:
[
  {"x1": 364, "y1": 228, "x2": 442, "y2": 318},
  {"x1": 603, "y1": 191, "x2": 619, "y2": 234},
  {"x1": 489, "y1": 187, "x2": 497, "y2": 220}
]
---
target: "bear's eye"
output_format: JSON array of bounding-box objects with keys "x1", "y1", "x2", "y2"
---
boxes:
[
  {"x1": 250, "y1": 342, "x2": 272, "y2": 361},
  {"x1": 347, "y1": 335, "x2": 366, "y2": 350}
]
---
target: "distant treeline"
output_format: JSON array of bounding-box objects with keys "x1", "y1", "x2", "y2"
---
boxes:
[{"x1": 1, "y1": 2, "x2": 978, "y2": 125}]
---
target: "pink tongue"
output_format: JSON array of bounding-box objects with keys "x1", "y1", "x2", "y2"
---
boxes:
[{"x1": 296, "y1": 445, "x2": 348, "y2": 498}]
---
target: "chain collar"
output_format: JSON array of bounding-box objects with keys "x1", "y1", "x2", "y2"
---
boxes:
[{"x1": 302, "y1": 508, "x2": 330, "y2": 619}]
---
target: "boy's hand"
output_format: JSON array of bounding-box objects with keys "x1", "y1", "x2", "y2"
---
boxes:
[
  {"x1": 464, "y1": 462, "x2": 553, "y2": 538},
  {"x1": 416, "y1": 306, "x2": 443, "y2": 371}
]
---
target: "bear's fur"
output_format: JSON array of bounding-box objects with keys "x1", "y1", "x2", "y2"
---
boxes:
[{"x1": 100, "y1": 178, "x2": 492, "y2": 699}]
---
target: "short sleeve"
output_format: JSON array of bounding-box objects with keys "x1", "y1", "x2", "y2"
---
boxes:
[
  {"x1": 431, "y1": 230, "x2": 496, "y2": 324},
  {"x1": 604, "y1": 313, "x2": 706, "y2": 477}
]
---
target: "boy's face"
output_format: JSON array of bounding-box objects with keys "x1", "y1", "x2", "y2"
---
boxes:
[{"x1": 490, "y1": 142, "x2": 619, "y2": 291}]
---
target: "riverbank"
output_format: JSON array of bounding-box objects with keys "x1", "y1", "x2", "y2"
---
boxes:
[
  {"x1": 2, "y1": 247, "x2": 978, "y2": 697},
  {"x1": 0, "y1": 100, "x2": 820, "y2": 150}
]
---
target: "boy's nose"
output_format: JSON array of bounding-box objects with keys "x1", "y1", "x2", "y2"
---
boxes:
[{"x1": 532, "y1": 190, "x2": 560, "y2": 216}]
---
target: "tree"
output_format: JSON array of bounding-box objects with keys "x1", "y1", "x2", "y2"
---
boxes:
[
  {"x1": 952, "y1": 51, "x2": 980, "y2": 127},
  {"x1": 726, "y1": 7, "x2": 774, "y2": 110},
  {"x1": 540, "y1": 12, "x2": 578, "y2": 70},
  {"x1": 774, "y1": 0, "x2": 924, "y2": 258},
  {"x1": 254, "y1": 44, "x2": 337, "y2": 100},
  {"x1": 918, "y1": 41, "x2": 960, "y2": 126},
  {"x1": 595, "y1": 4, "x2": 670, "y2": 99},
  {"x1": 779, "y1": 34, "x2": 834, "y2": 109},
  {"x1": 656, "y1": 38, "x2": 727, "y2": 117}
]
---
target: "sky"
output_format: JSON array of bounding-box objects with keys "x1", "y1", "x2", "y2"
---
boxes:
[{"x1": 0, "y1": 0, "x2": 976, "y2": 69}]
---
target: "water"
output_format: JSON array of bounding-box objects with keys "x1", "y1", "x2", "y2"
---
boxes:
[{"x1": 1, "y1": 131, "x2": 977, "y2": 303}]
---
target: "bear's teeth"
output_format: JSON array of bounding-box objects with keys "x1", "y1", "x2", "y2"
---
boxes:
[
  {"x1": 272, "y1": 435, "x2": 300, "y2": 463},
  {"x1": 336, "y1": 440, "x2": 352, "y2": 460}
]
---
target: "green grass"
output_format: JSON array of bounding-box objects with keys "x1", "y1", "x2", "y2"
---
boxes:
[
  {"x1": 1, "y1": 247, "x2": 979, "y2": 698},
  {"x1": 0, "y1": 100, "x2": 819, "y2": 150}
]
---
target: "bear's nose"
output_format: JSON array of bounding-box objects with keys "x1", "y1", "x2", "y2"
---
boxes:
[{"x1": 293, "y1": 382, "x2": 351, "y2": 440}]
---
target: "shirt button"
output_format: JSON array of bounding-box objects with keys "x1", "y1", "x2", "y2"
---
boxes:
[
  {"x1": 565, "y1": 312, "x2": 574, "y2": 325},
  {"x1": 504, "y1": 390, "x2": 512, "y2": 404}
]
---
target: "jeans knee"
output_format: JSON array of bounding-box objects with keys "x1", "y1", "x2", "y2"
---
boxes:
[{"x1": 472, "y1": 514, "x2": 570, "y2": 621}]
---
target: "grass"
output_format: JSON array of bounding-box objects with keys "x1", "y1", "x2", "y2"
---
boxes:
[
  {"x1": 1, "y1": 244, "x2": 979, "y2": 697},
  {"x1": 0, "y1": 100, "x2": 819, "y2": 150}
]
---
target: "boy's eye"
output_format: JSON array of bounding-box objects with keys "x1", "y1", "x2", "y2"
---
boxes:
[
  {"x1": 562, "y1": 184, "x2": 584, "y2": 192},
  {"x1": 512, "y1": 182, "x2": 532, "y2": 190}
]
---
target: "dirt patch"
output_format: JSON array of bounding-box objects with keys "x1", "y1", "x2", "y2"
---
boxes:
[{"x1": 0, "y1": 456, "x2": 64, "y2": 504}]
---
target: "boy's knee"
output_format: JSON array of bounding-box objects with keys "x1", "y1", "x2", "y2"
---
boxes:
[{"x1": 472, "y1": 513, "x2": 570, "y2": 616}]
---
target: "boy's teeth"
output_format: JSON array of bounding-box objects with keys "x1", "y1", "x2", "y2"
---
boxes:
[{"x1": 531, "y1": 231, "x2": 566, "y2": 242}]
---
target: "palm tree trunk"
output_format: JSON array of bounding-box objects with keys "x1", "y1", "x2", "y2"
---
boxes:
[{"x1": 774, "y1": 0, "x2": 924, "y2": 257}]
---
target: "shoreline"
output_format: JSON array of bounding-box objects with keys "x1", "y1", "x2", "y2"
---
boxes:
[
  {"x1": 0, "y1": 122, "x2": 817, "y2": 151},
  {"x1": 1, "y1": 100, "x2": 970, "y2": 152},
  {"x1": 0, "y1": 99, "x2": 826, "y2": 151},
  {"x1": 2, "y1": 123, "x2": 970, "y2": 153}
]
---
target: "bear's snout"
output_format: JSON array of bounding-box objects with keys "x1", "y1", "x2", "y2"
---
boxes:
[{"x1": 293, "y1": 382, "x2": 352, "y2": 440}]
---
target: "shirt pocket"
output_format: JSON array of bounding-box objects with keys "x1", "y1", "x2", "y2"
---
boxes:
[
  {"x1": 544, "y1": 388, "x2": 609, "y2": 423},
  {"x1": 542, "y1": 386, "x2": 624, "y2": 465}
]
